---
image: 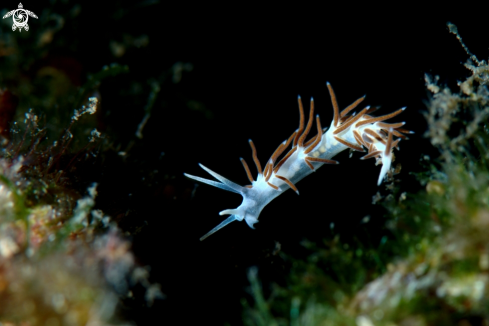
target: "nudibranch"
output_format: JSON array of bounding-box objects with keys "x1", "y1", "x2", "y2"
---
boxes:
[{"x1": 185, "y1": 83, "x2": 412, "y2": 240}]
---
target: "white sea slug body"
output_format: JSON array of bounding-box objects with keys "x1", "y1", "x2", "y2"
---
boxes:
[{"x1": 185, "y1": 83, "x2": 412, "y2": 240}]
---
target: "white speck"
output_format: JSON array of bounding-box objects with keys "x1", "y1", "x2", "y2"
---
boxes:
[{"x1": 356, "y1": 315, "x2": 374, "y2": 326}]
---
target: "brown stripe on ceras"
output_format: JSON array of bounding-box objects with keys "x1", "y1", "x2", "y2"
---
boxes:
[
  {"x1": 365, "y1": 106, "x2": 380, "y2": 115},
  {"x1": 305, "y1": 156, "x2": 339, "y2": 170},
  {"x1": 270, "y1": 141, "x2": 287, "y2": 164},
  {"x1": 362, "y1": 133, "x2": 374, "y2": 144},
  {"x1": 377, "y1": 129, "x2": 388, "y2": 138},
  {"x1": 298, "y1": 98, "x2": 315, "y2": 147},
  {"x1": 327, "y1": 82, "x2": 340, "y2": 127},
  {"x1": 286, "y1": 130, "x2": 298, "y2": 148},
  {"x1": 391, "y1": 138, "x2": 401, "y2": 150},
  {"x1": 273, "y1": 146, "x2": 297, "y2": 173},
  {"x1": 293, "y1": 96, "x2": 305, "y2": 147},
  {"x1": 264, "y1": 140, "x2": 287, "y2": 181},
  {"x1": 355, "y1": 107, "x2": 405, "y2": 128},
  {"x1": 360, "y1": 150, "x2": 381, "y2": 160},
  {"x1": 240, "y1": 158, "x2": 255, "y2": 183},
  {"x1": 264, "y1": 132, "x2": 298, "y2": 176},
  {"x1": 377, "y1": 121, "x2": 405, "y2": 129},
  {"x1": 248, "y1": 140, "x2": 262, "y2": 175},
  {"x1": 340, "y1": 95, "x2": 366, "y2": 117},
  {"x1": 264, "y1": 156, "x2": 275, "y2": 181},
  {"x1": 353, "y1": 130, "x2": 365, "y2": 147},
  {"x1": 367, "y1": 143, "x2": 374, "y2": 153},
  {"x1": 384, "y1": 128, "x2": 393, "y2": 156},
  {"x1": 333, "y1": 107, "x2": 369, "y2": 135},
  {"x1": 334, "y1": 136, "x2": 365, "y2": 152},
  {"x1": 275, "y1": 175, "x2": 299, "y2": 195},
  {"x1": 264, "y1": 162, "x2": 273, "y2": 181},
  {"x1": 391, "y1": 130, "x2": 408, "y2": 139},
  {"x1": 339, "y1": 113, "x2": 355, "y2": 126},
  {"x1": 262, "y1": 161, "x2": 270, "y2": 179},
  {"x1": 267, "y1": 182, "x2": 279, "y2": 190},
  {"x1": 395, "y1": 128, "x2": 414, "y2": 134},
  {"x1": 274, "y1": 130, "x2": 298, "y2": 165},
  {"x1": 303, "y1": 134, "x2": 316, "y2": 148},
  {"x1": 304, "y1": 115, "x2": 323, "y2": 155},
  {"x1": 364, "y1": 128, "x2": 386, "y2": 145},
  {"x1": 305, "y1": 159, "x2": 314, "y2": 170}
]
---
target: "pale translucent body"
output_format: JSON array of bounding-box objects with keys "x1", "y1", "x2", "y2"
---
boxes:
[{"x1": 185, "y1": 84, "x2": 407, "y2": 240}]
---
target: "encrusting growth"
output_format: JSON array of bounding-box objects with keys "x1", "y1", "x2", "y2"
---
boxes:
[{"x1": 185, "y1": 83, "x2": 412, "y2": 240}]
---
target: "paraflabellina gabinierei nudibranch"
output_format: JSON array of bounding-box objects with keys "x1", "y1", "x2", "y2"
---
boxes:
[{"x1": 185, "y1": 83, "x2": 412, "y2": 241}]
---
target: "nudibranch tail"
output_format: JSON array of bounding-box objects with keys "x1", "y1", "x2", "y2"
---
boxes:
[
  {"x1": 185, "y1": 82, "x2": 412, "y2": 240},
  {"x1": 377, "y1": 128, "x2": 394, "y2": 185}
]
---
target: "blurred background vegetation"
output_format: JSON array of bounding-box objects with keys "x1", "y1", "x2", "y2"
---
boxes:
[{"x1": 0, "y1": 1, "x2": 488, "y2": 325}]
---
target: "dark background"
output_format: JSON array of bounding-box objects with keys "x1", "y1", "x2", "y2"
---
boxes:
[{"x1": 3, "y1": 1, "x2": 488, "y2": 324}]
